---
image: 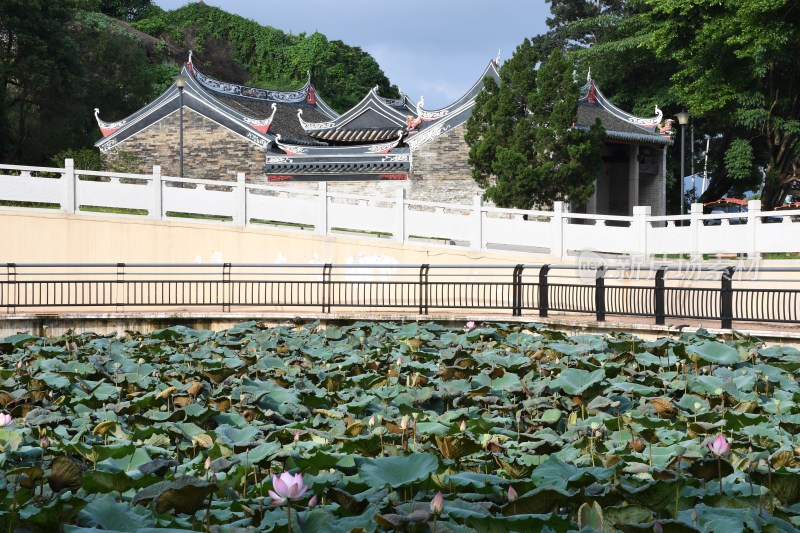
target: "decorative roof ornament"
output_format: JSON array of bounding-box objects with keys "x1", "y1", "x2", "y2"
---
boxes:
[
  {"x1": 94, "y1": 108, "x2": 126, "y2": 137},
  {"x1": 297, "y1": 109, "x2": 336, "y2": 131},
  {"x1": 243, "y1": 103, "x2": 277, "y2": 134},
  {"x1": 415, "y1": 95, "x2": 450, "y2": 122},
  {"x1": 365, "y1": 130, "x2": 405, "y2": 153},
  {"x1": 187, "y1": 50, "x2": 194, "y2": 75},
  {"x1": 579, "y1": 76, "x2": 666, "y2": 132},
  {"x1": 493, "y1": 49, "x2": 501, "y2": 67}
]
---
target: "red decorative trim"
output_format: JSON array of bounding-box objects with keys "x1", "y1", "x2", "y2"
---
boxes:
[
  {"x1": 586, "y1": 80, "x2": 597, "y2": 104},
  {"x1": 267, "y1": 175, "x2": 294, "y2": 182},
  {"x1": 379, "y1": 174, "x2": 407, "y2": 181},
  {"x1": 100, "y1": 127, "x2": 119, "y2": 137},
  {"x1": 306, "y1": 85, "x2": 316, "y2": 105},
  {"x1": 252, "y1": 124, "x2": 271, "y2": 134}
]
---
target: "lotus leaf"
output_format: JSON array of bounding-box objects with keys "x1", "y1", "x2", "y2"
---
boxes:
[{"x1": 358, "y1": 453, "x2": 439, "y2": 488}]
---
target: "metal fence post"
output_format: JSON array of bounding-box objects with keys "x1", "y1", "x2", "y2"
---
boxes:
[
  {"x1": 721, "y1": 266, "x2": 735, "y2": 329},
  {"x1": 223, "y1": 263, "x2": 232, "y2": 312},
  {"x1": 322, "y1": 264, "x2": 332, "y2": 313},
  {"x1": 512, "y1": 264, "x2": 524, "y2": 316},
  {"x1": 538, "y1": 265, "x2": 550, "y2": 317},
  {"x1": 419, "y1": 264, "x2": 430, "y2": 315},
  {"x1": 595, "y1": 266, "x2": 607, "y2": 322},
  {"x1": 116, "y1": 263, "x2": 125, "y2": 311},
  {"x1": 654, "y1": 266, "x2": 668, "y2": 325},
  {"x1": 7, "y1": 263, "x2": 17, "y2": 314}
]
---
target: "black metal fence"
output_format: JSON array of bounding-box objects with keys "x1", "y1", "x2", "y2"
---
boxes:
[{"x1": 1, "y1": 263, "x2": 798, "y2": 329}]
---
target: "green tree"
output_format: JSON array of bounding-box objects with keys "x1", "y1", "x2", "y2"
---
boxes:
[
  {"x1": 0, "y1": 0, "x2": 83, "y2": 163},
  {"x1": 465, "y1": 42, "x2": 605, "y2": 209},
  {"x1": 98, "y1": 0, "x2": 158, "y2": 22},
  {"x1": 646, "y1": 0, "x2": 800, "y2": 209}
]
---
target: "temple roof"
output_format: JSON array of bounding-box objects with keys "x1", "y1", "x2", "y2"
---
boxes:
[
  {"x1": 575, "y1": 75, "x2": 673, "y2": 146},
  {"x1": 93, "y1": 52, "x2": 502, "y2": 180}
]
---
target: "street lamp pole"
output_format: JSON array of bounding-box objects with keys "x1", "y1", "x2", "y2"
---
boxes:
[
  {"x1": 175, "y1": 75, "x2": 187, "y2": 178},
  {"x1": 676, "y1": 111, "x2": 690, "y2": 216}
]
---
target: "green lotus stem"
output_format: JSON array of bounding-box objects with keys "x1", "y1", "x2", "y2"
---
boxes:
[
  {"x1": 286, "y1": 503, "x2": 292, "y2": 533},
  {"x1": 718, "y1": 456, "x2": 722, "y2": 495}
]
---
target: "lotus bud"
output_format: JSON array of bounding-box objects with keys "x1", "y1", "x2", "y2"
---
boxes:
[
  {"x1": 507, "y1": 485, "x2": 518, "y2": 503},
  {"x1": 308, "y1": 494, "x2": 318, "y2": 508},
  {"x1": 707, "y1": 434, "x2": 731, "y2": 457},
  {"x1": 653, "y1": 522, "x2": 663, "y2": 533},
  {"x1": 406, "y1": 375, "x2": 411, "y2": 387},
  {"x1": 138, "y1": 358, "x2": 145, "y2": 364},
  {"x1": 555, "y1": 357, "x2": 561, "y2": 365},
  {"x1": 16, "y1": 360, "x2": 23, "y2": 369},
  {"x1": 204, "y1": 455, "x2": 211, "y2": 470},
  {"x1": 690, "y1": 510, "x2": 698, "y2": 523},
  {"x1": 40, "y1": 435, "x2": 50, "y2": 448},
  {"x1": 515, "y1": 411, "x2": 522, "y2": 423},
  {"x1": 430, "y1": 491, "x2": 444, "y2": 515},
  {"x1": 400, "y1": 415, "x2": 410, "y2": 430},
  {"x1": 294, "y1": 429, "x2": 301, "y2": 442},
  {"x1": 460, "y1": 420, "x2": 467, "y2": 432},
  {"x1": 396, "y1": 357, "x2": 402, "y2": 367},
  {"x1": 465, "y1": 321, "x2": 475, "y2": 330},
  {"x1": 369, "y1": 415, "x2": 376, "y2": 428}
]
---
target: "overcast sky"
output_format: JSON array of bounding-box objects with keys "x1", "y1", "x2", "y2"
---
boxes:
[{"x1": 153, "y1": 0, "x2": 551, "y2": 108}]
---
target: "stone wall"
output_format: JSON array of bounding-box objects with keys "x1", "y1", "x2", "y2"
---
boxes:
[
  {"x1": 408, "y1": 124, "x2": 484, "y2": 204},
  {"x1": 105, "y1": 109, "x2": 485, "y2": 204},
  {"x1": 105, "y1": 108, "x2": 267, "y2": 181}
]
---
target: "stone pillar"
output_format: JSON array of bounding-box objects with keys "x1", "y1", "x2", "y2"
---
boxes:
[
  {"x1": 63, "y1": 158, "x2": 75, "y2": 215},
  {"x1": 629, "y1": 145, "x2": 640, "y2": 215}
]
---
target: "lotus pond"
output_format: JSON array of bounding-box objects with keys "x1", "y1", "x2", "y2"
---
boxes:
[{"x1": 1, "y1": 321, "x2": 800, "y2": 532}]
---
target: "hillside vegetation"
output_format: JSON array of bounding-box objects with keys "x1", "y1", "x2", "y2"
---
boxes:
[{"x1": 0, "y1": 0, "x2": 396, "y2": 167}]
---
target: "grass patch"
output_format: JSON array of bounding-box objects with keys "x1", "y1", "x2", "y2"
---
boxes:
[
  {"x1": 250, "y1": 218, "x2": 314, "y2": 230},
  {"x1": 165, "y1": 211, "x2": 233, "y2": 222},
  {"x1": 79, "y1": 205, "x2": 148, "y2": 216},
  {"x1": 331, "y1": 226, "x2": 392, "y2": 238},
  {"x1": 0, "y1": 200, "x2": 60, "y2": 209}
]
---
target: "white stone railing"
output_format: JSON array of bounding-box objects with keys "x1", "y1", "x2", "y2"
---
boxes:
[{"x1": 1, "y1": 160, "x2": 799, "y2": 259}]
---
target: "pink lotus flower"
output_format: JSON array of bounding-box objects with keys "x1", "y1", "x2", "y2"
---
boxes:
[
  {"x1": 707, "y1": 434, "x2": 731, "y2": 457},
  {"x1": 0, "y1": 413, "x2": 12, "y2": 427},
  {"x1": 268, "y1": 472, "x2": 309, "y2": 505},
  {"x1": 507, "y1": 485, "x2": 518, "y2": 503},
  {"x1": 430, "y1": 491, "x2": 444, "y2": 515},
  {"x1": 465, "y1": 321, "x2": 475, "y2": 330}
]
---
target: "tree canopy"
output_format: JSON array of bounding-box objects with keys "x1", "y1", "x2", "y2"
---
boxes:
[
  {"x1": 132, "y1": 3, "x2": 398, "y2": 112},
  {"x1": 465, "y1": 41, "x2": 605, "y2": 209},
  {"x1": 470, "y1": 0, "x2": 799, "y2": 211},
  {"x1": 646, "y1": 0, "x2": 800, "y2": 209}
]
